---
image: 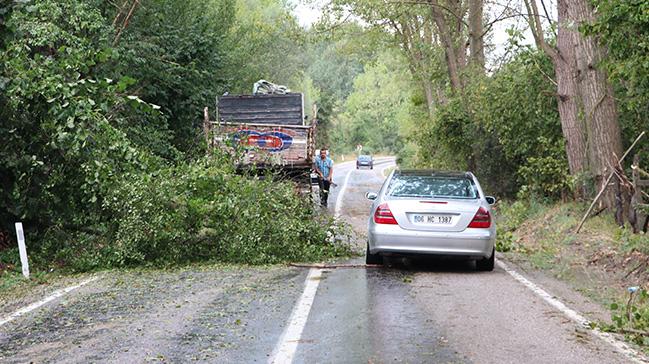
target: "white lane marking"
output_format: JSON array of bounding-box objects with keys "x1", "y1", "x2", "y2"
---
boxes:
[
  {"x1": 0, "y1": 276, "x2": 99, "y2": 327},
  {"x1": 269, "y1": 268, "x2": 323, "y2": 364},
  {"x1": 497, "y1": 260, "x2": 648, "y2": 364},
  {"x1": 334, "y1": 169, "x2": 353, "y2": 218},
  {"x1": 333, "y1": 157, "x2": 394, "y2": 218}
]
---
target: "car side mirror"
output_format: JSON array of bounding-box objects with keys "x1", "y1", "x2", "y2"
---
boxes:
[
  {"x1": 365, "y1": 192, "x2": 378, "y2": 200},
  {"x1": 485, "y1": 196, "x2": 496, "y2": 205}
]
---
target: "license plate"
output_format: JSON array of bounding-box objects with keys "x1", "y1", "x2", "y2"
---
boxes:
[{"x1": 412, "y1": 214, "x2": 453, "y2": 225}]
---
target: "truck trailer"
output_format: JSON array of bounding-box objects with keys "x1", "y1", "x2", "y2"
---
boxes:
[{"x1": 203, "y1": 92, "x2": 317, "y2": 189}]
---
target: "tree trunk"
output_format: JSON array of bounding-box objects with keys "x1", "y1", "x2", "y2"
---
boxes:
[
  {"x1": 428, "y1": 0, "x2": 463, "y2": 94},
  {"x1": 556, "y1": 0, "x2": 588, "y2": 187},
  {"x1": 525, "y1": 0, "x2": 588, "y2": 195},
  {"x1": 423, "y1": 81, "x2": 435, "y2": 114},
  {"x1": 468, "y1": 0, "x2": 484, "y2": 69},
  {"x1": 571, "y1": 0, "x2": 624, "y2": 208}
]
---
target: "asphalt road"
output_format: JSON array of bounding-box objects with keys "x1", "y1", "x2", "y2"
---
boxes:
[{"x1": 0, "y1": 157, "x2": 645, "y2": 363}]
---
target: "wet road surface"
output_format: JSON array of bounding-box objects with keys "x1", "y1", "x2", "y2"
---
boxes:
[{"x1": 0, "y1": 157, "x2": 644, "y2": 363}]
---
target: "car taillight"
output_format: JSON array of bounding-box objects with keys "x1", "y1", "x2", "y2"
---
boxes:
[
  {"x1": 374, "y1": 203, "x2": 398, "y2": 225},
  {"x1": 468, "y1": 207, "x2": 491, "y2": 228}
]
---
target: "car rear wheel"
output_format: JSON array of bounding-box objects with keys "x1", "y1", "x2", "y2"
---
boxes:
[
  {"x1": 476, "y1": 247, "x2": 495, "y2": 271},
  {"x1": 365, "y1": 242, "x2": 383, "y2": 265}
]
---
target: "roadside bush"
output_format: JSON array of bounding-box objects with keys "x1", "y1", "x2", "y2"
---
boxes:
[{"x1": 32, "y1": 155, "x2": 352, "y2": 271}]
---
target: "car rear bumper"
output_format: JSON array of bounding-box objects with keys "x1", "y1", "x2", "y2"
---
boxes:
[{"x1": 368, "y1": 223, "x2": 495, "y2": 259}]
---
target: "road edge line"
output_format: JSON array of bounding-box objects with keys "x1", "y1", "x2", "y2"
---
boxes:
[
  {"x1": 0, "y1": 276, "x2": 99, "y2": 327},
  {"x1": 334, "y1": 169, "x2": 353, "y2": 218},
  {"x1": 497, "y1": 260, "x2": 648, "y2": 364},
  {"x1": 268, "y1": 268, "x2": 323, "y2": 364}
]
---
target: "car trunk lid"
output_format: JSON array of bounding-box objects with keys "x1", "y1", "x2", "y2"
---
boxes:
[{"x1": 386, "y1": 198, "x2": 482, "y2": 232}]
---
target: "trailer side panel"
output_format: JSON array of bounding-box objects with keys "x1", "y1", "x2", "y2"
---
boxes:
[{"x1": 218, "y1": 94, "x2": 304, "y2": 126}]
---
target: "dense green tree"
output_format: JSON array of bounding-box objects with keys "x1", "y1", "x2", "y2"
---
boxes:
[
  {"x1": 0, "y1": 0, "x2": 350, "y2": 270},
  {"x1": 0, "y1": 0, "x2": 146, "y2": 231},
  {"x1": 332, "y1": 49, "x2": 414, "y2": 155},
  {"x1": 589, "y1": 0, "x2": 649, "y2": 156},
  {"x1": 106, "y1": 0, "x2": 235, "y2": 155},
  {"x1": 225, "y1": 0, "x2": 307, "y2": 94},
  {"x1": 304, "y1": 25, "x2": 369, "y2": 147},
  {"x1": 415, "y1": 49, "x2": 566, "y2": 198}
]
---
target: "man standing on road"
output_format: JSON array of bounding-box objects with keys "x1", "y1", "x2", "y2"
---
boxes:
[{"x1": 314, "y1": 148, "x2": 334, "y2": 207}]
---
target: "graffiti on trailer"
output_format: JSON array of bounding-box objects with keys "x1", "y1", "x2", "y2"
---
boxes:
[{"x1": 231, "y1": 129, "x2": 294, "y2": 152}]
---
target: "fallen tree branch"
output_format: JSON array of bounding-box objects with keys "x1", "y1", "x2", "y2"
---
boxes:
[
  {"x1": 591, "y1": 206, "x2": 607, "y2": 217},
  {"x1": 113, "y1": 0, "x2": 139, "y2": 46},
  {"x1": 288, "y1": 263, "x2": 382, "y2": 269},
  {"x1": 625, "y1": 261, "x2": 647, "y2": 278},
  {"x1": 576, "y1": 131, "x2": 646, "y2": 233}
]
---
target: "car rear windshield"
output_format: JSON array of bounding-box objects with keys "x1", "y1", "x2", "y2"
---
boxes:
[
  {"x1": 358, "y1": 155, "x2": 371, "y2": 161},
  {"x1": 386, "y1": 175, "x2": 478, "y2": 199}
]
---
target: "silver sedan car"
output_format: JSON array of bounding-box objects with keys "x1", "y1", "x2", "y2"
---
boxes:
[{"x1": 365, "y1": 170, "x2": 496, "y2": 271}]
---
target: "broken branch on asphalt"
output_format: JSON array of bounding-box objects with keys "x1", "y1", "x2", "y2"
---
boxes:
[{"x1": 288, "y1": 263, "x2": 383, "y2": 269}]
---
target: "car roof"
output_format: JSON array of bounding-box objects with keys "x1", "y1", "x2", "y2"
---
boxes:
[{"x1": 395, "y1": 170, "x2": 472, "y2": 178}]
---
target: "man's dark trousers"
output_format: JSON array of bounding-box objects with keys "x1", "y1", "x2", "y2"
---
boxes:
[{"x1": 318, "y1": 178, "x2": 330, "y2": 206}]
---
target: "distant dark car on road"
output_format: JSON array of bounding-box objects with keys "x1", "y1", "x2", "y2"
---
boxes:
[{"x1": 356, "y1": 154, "x2": 373, "y2": 169}]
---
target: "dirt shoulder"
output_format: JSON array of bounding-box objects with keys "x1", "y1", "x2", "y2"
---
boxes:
[{"x1": 497, "y1": 201, "x2": 649, "y2": 345}]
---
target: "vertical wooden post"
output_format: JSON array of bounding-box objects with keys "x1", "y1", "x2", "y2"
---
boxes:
[{"x1": 15, "y1": 222, "x2": 29, "y2": 279}]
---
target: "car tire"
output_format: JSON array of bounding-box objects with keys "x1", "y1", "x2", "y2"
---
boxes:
[
  {"x1": 476, "y1": 247, "x2": 495, "y2": 271},
  {"x1": 365, "y1": 242, "x2": 383, "y2": 265}
]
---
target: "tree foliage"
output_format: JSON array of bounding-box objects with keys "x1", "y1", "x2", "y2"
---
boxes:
[
  {"x1": 589, "y1": 0, "x2": 649, "y2": 156},
  {"x1": 225, "y1": 0, "x2": 307, "y2": 93},
  {"x1": 332, "y1": 49, "x2": 415, "y2": 156},
  {"x1": 107, "y1": 0, "x2": 235, "y2": 154},
  {"x1": 0, "y1": 0, "x2": 351, "y2": 271}
]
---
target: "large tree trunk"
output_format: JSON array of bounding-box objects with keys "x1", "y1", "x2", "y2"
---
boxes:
[
  {"x1": 571, "y1": 0, "x2": 624, "y2": 208},
  {"x1": 428, "y1": 0, "x2": 465, "y2": 94},
  {"x1": 524, "y1": 0, "x2": 589, "y2": 198},
  {"x1": 430, "y1": 7, "x2": 462, "y2": 93},
  {"x1": 395, "y1": 16, "x2": 438, "y2": 115},
  {"x1": 468, "y1": 0, "x2": 484, "y2": 69},
  {"x1": 556, "y1": 0, "x2": 588, "y2": 182}
]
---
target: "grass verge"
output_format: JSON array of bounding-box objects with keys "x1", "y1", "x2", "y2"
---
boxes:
[{"x1": 495, "y1": 200, "x2": 649, "y2": 349}]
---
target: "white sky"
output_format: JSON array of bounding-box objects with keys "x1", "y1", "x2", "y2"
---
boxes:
[{"x1": 292, "y1": 1, "x2": 324, "y2": 28}]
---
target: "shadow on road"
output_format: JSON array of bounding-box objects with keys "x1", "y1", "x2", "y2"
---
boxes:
[{"x1": 379, "y1": 255, "x2": 489, "y2": 274}]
